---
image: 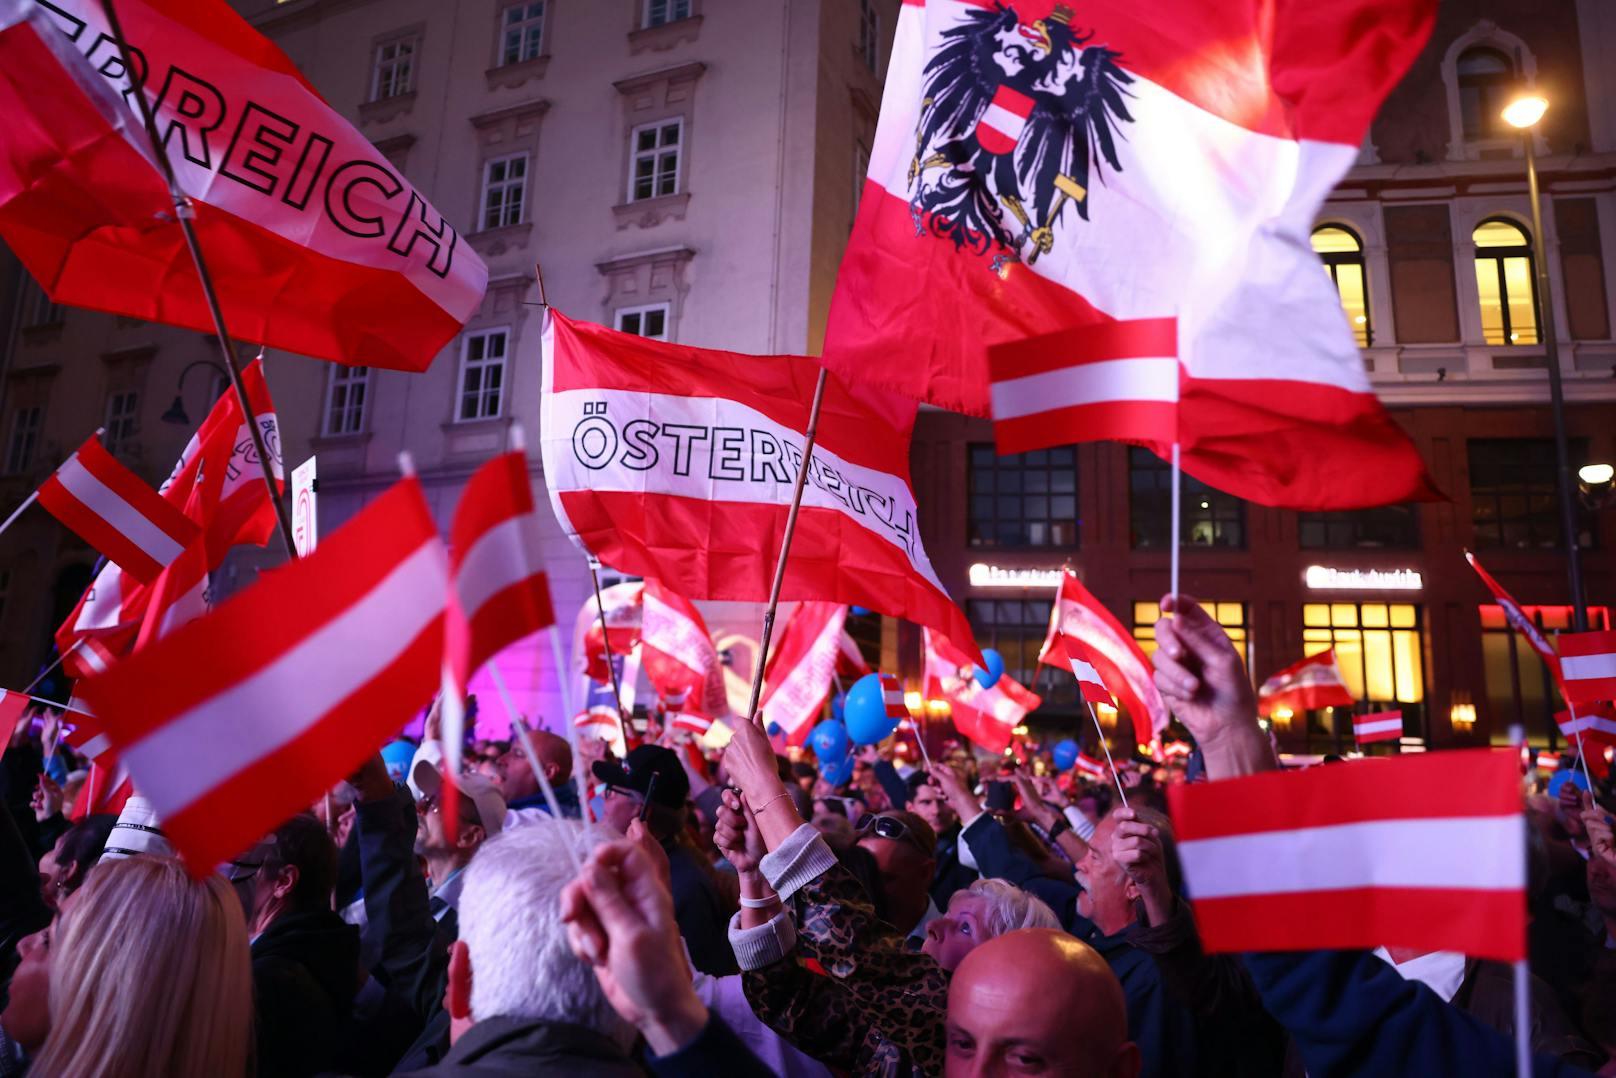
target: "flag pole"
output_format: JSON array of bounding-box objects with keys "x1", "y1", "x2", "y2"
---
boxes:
[
  {"x1": 0, "y1": 493, "x2": 37, "y2": 541},
  {"x1": 22, "y1": 640, "x2": 85, "y2": 697},
  {"x1": 511, "y1": 715, "x2": 584, "y2": 872},
  {"x1": 1083, "y1": 698, "x2": 1129, "y2": 807},
  {"x1": 745, "y1": 368, "x2": 830, "y2": 726},
  {"x1": 588, "y1": 558, "x2": 630, "y2": 722},
  {"x1": 1569, "y1": 701, "x2": 1597, "y2": 794},
  {"x1": 1513, "y1": 958, "x2": 1531, "y2": 1076},
  {"x1": 1169, "y1": 442, "x2": 1182, "y2": 604},
  {"x1": 548, "y1": 626, "x2": 595, "y2": 822},
  {"x1": 99, "y1": 0, "x2": 296, "y2": 563}
]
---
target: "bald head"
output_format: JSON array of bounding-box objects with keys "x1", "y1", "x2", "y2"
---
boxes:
[
  {"x1": 499, "y1": 731, "x2": 573, "y2": 802},
  {"x1": 946, "y1": 928, "x2": 1139, "y2": 1078}
]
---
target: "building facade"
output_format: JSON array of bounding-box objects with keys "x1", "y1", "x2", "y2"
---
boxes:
[
  {"x1": 913, "y1": 0, "x2": 1616, "y2": 754},
  {"x1": 0, "y1": 0, "x2": 899, "y2": 723}
]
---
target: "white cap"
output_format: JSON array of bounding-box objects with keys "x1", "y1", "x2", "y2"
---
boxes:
[
  {"x1": 99, "y1": 795, "x2": 173, "y2": 862},
  {"x1": 413, "y1": 758, "x2": 507, "y2": 837}
]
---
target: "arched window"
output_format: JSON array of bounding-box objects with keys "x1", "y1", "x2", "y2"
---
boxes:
[
  {"x1": 1473, "y1": 218, "x2": 1539, "y2": 345},
  {"x1": 1311, "y1": 225, "x2": 1371, "y2": 347},
  {"x1": 1456, "y1": 47, "x2": 1517, "y2": 140}
]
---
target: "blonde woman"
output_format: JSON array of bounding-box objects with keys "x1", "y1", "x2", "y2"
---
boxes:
[{"x1": 28, "y1": 856, "x2": 253, "y2": 1078}]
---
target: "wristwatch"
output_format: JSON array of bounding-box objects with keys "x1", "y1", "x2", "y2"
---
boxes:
[{"x1": 1045, "y1": 815, "x2": 1071, "y2": 841}]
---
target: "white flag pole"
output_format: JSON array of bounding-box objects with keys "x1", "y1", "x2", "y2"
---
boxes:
[
  {"x1": 23, "y1": 639, "x2": 85, "y2": 697},
  {"x1": 0, "y1": 492, "x2": 37, "y2": 541},
  {"x1": 1084, "y1": 698, "x2": 1129, "y2": 808},
  {"x1": 1169, "y1": 442, "x2": 1182, "y2": 605},
  {"x1": 1513, "y1": 960, "x2": 1531, "y2": 1075},
  {"x1": 548, "y1": 626, "x2": 594, "y2": 823},
  {"x1": 1569, "y1": 701, "x2": 1598, "y2": 794},
  {"x1": 510, "y1": 712, "x2": 583, "y2": 873}
]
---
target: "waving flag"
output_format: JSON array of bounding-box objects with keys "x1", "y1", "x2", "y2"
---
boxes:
[
  {"x1": 1465, "y1": 551, "x2": 1564, "y2": 690},
  {"x1": 77, "y1": 478, "x2": 447, "y2": 873},
  {"x1": 55, "y1": 359, "x2": 282, "y2": 675},
  {"x1": 1073, "y1": 751, "x2": 1107, "y2": 781},
  {"x1": 1169, "y1": 750, "x2": 1524, "y2": 961},
  {"x1": 1039, "y1": 570, "x2": 1166, "y2": 743},
  {"x1": 1560, "y1": 631, "x2": 1616, "y2": 708},
  {"x1": 1558, "y1": 703, "x2": 1616, "y2": 747},
  {"x1": 1353, "y1": 710, "x2": 1404, "y2": 746},
  {"x1": 1059, "y1": 633, "x2": 1115, "y2": 706},
  {"x1": 1258, "y1": 651, "x2": 1355, "y2": 717},
  {"x1": 0, "y1": 0, "x2": 485, "y2": 371},
  {"x1": 760, "y1": 602, "x2": 868, "y2": 741},
  {"x1": 821, "y1": 0, "x2": 1438, "y2": 509},
  {"x1": 62, "y1": 705, "x2": 133, "y2": 819},
  {"x1": 640, "y1": 580, "x2": 730, "y2": 719},
  {"x1": 925, "y1": 629, "x2": 1040, "y2": 754},
  {"x1": 540, "y1": 310, "x2": 977, "y2": 653},
  {"x1": 38, "y1": 435, "x2": 200, "y2": 583}
]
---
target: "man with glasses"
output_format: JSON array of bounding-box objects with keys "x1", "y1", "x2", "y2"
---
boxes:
[{"x1": 855, "y1": 809, "x2": 941, "y2": 945}]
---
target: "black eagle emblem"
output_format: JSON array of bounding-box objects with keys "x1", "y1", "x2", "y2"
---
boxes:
[{"x1": 908, "y1": 2, "x2": 1135, "y2": 272}]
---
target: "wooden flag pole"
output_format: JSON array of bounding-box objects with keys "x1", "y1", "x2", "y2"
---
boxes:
[
  {"x1": 100, "y1": 0, "x2": 296, "y2": 562},
  {"x1": 744, "y1": 368, "x2": 830, "y2": 726}
]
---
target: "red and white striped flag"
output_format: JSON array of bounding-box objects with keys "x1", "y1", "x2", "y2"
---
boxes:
[
  {"x1": 1537, "y1": 750, "x2": 1562, "y2": 773},
  {"x1": 924, "y1": 629, "x2": 1040, "y2": 754},
  {"x1": 1353, "y1": 710, "x2": 1404, "y2": 746},
  {"x1": 876, "y1": 673, "x2": 907, "y2": 719},
  {"x1": 1257, "y1": 651, "x2": 1356, "y2": 716},
  {"x1": 0, "y1": 690, "x2": 26, "y2": 738},
  {"x1": 1163, "y1": 740, "x2": 1193, "y2": 760},
  {"x1": 1039, "y1": 570, "x2": 1167, "y2": 743},
  {"x1": 1557, "y1": 703, "x2": 1616, "y2": 747},
  {"x1": 0, "y1": 0, "x2": 485, "y2": 371},
  {"x1": 61, "y1": 704, "x2": 133, "y2": 820},
  {"x1": 1169, "y1": 750, "x2": 1525, "y2": 960},
  {"x1": 37, "y1": 435, "x2": 200, "y2": 583},
  {"x1": 1059, "y1": 633, "x2": 1116, "y2": 706},
  {"x1": 539, "y1": 310, "x2": 978, "y2": 656},
  {"x1": 1559, "y1": 630, "x2": 1616, "y2": 708},
  {"x1": 760, "y1": 602, "x2": 868, "y2": 742},
  {"x1": 77, "y1": 477, "x2": 448, "y2": 872},
  {"x1": 820, "y1": 0, "x2": 1439, "y2": 510},
  {"x1": 1073, "y1": 752, "x2": 1107, "y2": 781},
  {"x1": 641, "y1": 580, "x2": 729, "y2": 720},
  {"x1": 668, "y1": 712, "x2": 714, "y2": 737},
  {"x1": 1465, "y1": 551, "x2": 1564, "y2": 690}
]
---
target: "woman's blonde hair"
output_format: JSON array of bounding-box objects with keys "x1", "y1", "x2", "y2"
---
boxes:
[{"x1": 32, "y1": 856, "x2": 253, "y2": 1078}]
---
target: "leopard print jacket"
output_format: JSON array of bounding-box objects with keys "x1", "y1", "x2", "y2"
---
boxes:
[{"x1": 742, "y1": 860, "x2": 950, "y2": 1077}]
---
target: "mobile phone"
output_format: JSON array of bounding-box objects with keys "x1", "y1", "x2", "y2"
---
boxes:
[{"x1": 984, "y1": 780, "x2": 1015, "y2": 813}]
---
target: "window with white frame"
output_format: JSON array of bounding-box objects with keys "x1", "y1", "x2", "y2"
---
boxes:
[
  {"x1": 629, "y1": 120, "x2": 682, "y2": 202},
  {"x1": 4, "y1": 406, "x2": 41, "y2": 475},
  {"x1": 479, "y1": 153, "x2": 528, "y2": 231},
  {"x1": 644, "y1": 0, "x2": 691, "y2": 28},
  {"x1": 500, "y1": 1, "x2": 545, "y2": 66},
  {"x1": 26, "y1": 281, "x2": 63, "y2": 328},
  {"x1": 324, "y1": 365, "x2": 370, "y2": 436},
  {"x1": 103, "y1": 391, "x2": 138, "y2": 456},
  {"x1": 458, "y1": 330, "x2": 508, "y2": 421},
  {"x1": 858, "y1": 0, "x2": 880, "y2": 74},
  {"x1": 371, "y1": 37, "x2": 417, "y2": 100},
  {"x1": 616, "y1": 303, "x2": 670, "y2": 341}
]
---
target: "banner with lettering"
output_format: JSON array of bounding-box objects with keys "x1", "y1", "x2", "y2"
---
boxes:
[
  {"x1": 539, "y1": 310, "x2": 978, "y2": 657},
  {"x1": 0, "y1": 0, "x2": 485, "y2": 370}
]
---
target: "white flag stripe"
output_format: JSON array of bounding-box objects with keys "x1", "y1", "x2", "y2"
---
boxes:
[
  {"x1": 1561, "y1": 714, "x2": 1616, "y2": 737},
  {"x1": 1178, "y1": 816, "x2": 1525, "y2": 899},
  {"x1": 77, "y1": 732, "x2": 110, "y2": 759},
  {"x1": 643, "y1": 591, "x2": 715, "y2": 675},
  {"x1": 1069, "y1": 657, "x2": 1104, "y2": 686},
  {"x1": 56, "y1": 453, "x2": 186, "y2": 566},
  {"x1": 127, "y1": 540, "x2": 448, "y2": 819},
  {"x1": 456, "y1": 511, "x2": 541, "y2": 621},
  {"x1": 991, "y1": 357, "x2": 1179, "y2": 420},
  {"x1": 1563, "y1": 653, "x2": 1616, "y2": 681},
  {"x1": 979, "y1": 101, "x2": 1027, "y2": 138},
  {"x1": 1353, "y1": 717, "x2": 1402, "y2": 738}
]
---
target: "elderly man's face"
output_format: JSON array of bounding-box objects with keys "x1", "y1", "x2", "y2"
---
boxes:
[{"x1": 1074, "y1": 816, "x2": 1137, "y2": 936}]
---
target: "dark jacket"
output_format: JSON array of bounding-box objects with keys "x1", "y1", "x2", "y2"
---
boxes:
[
  {"x1": 1243, "y1": 949, "x2": 1597, "y2": 1078},
  {"x1": 666, "y1": 842, "x2": 736, "y2": 976},
  {"x1": 929, "y1": 823, "x2": 979, "y2": 909},
  {"x1": 391, "y1": 1015, "x2": 642, "y2": 1078},
  {"x1": 252, "y1": 909, "x2": 361, "y2": 1078},
  {"x1": 507, "y1": 778, "x2": 582, "y2": 819}
]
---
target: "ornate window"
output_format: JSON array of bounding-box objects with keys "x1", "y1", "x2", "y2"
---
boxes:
[
  {"x1": 1473, "y1": 218, "x2": 1538, "y2": 345},
  {"x1": 629, "y1": 119, "x2": 683, "y2": 203},
  {"x1": 371, "y1": 37, "x2": 417, "y2": 101},
  {"x1": 1456, "y1": 47, "x2": 1516, "y2": 141},
  {"x1": 1311, "y1": 225, "x2": 1371, "y2": 347},
  {"x1": 499, "y1": 2, "x2": 545, "y2": 66},
  {"x1": 458, "y1": 329, "x2": 508, "y2": 421},
  {"x1": 479, "y1": 153, "x2": 528, "y2": 231},
  {"x1": 616, "y1": 303, "x2": 670, "y2": 341}
]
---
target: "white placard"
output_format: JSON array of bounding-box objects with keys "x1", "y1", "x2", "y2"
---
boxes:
[{"x1": 291, "y1": 455, "x2": 318, "y2": 557}]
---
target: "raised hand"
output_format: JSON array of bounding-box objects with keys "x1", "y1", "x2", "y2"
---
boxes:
[
  {"x1": 721, "y1": 714, "x2": 786, "y2": 807},
  {"x1": 928, "y1": 762, "x2": 981, "y2": 822},
  {"x1": 713, "y1": 787, "x2": 767, "y2": 876},
  {"x1": 1110, "y1": 807, "x2": 1173, "y2": 926},
  {"x1": 1012, "y1": 772, "x2": 1058, "y2": 830},
  {"x1": 1152, "y1": 594, "x2": 1274, "y2": 780}
]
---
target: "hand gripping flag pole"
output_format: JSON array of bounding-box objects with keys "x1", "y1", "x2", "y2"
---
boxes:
[
  {"x1": 100, "y1": 0, "x2": 295, "y2": 562},
  {"x1": 744, "y1": 368, "x2": 831, "y2": 727}
]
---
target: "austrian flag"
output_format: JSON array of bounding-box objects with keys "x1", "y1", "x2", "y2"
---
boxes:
[
  {"x1": 1559, "y1": 631, "x2": 1616, "y2": 708},
  {"x1": 1059, "y1": 633, "x2": 1116, "y2": 706},
  {"x1": 38, "y1": 435, "x2": 200, "y2": 583},
  {"x1": 1353, "y1": 710, "x2": 1404, "y2": 746}
]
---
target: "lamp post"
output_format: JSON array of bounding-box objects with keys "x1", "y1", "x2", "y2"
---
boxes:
[
  {"x1": 161, "y1": 359, "x2": 228, "y2": 427},
  {"x1": 1503, "y1": 94, "x2": 1588, "y2": 632}
]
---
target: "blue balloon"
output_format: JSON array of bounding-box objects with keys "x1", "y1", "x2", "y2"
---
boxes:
[
  {"x1": 809, "y1": 719, "x2": 852, "y2": 762},
  {"x1": 381, "y1": 739, "x2": 416, "y2": 783},
  {"x1": 974, "y1": 648, "x2": 1006, "y2": 689},
  {"x1": 850, "y1": 606, "x2": 872, "y2": 617},
  {"x1": 820, "y1": 754, "x2": 856, "y2": 786},
  {"x1": 831, "y1": 694, "x2": 846, "y2": 722},
  {"x1": 1549, "y1": 769, "x2": 1590, "y2": 799},
  {"x1": 845, "y1": 672, "x2": 901, "y2": 746},
  {"x1": 1053, "y1": 739, "x2": 1080, "y2": 771},
  {"x1": 766, "y1": 722, "x2": 784, "y2": 738}
]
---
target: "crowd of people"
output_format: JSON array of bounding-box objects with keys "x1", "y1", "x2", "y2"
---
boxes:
[{"x1": 2, "y1": 595, "x2": 1614, "y2": 1076}]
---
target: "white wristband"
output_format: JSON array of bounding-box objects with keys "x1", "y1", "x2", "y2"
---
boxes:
[{"x1": 739, "y1": 893, "x2": 780, "y2": 909}]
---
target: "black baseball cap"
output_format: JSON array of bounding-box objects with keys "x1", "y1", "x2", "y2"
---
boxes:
[{"x1": 592, "y1": 744, "x2": 689, "y2": 809}]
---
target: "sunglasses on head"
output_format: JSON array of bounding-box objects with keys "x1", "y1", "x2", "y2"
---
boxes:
[{"x1": 856, "y1": 814, "x2": 928, "y2": 856}]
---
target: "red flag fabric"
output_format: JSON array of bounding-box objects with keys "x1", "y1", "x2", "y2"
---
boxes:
[
  {"x1": 924, "y1": 629, "x2": 1040, "y2": 754},
  {"x1": 37, "y1": 435, "x2": 200, "y2": 583},
  {"x1": 55, "y1": 359, "x2": 282, "y2": 675},
  {"x1": 820, "y1": 0, "x2": 1438, "y2": 510},
  {"x1": 1560, "y1": 631, "x2": 1616, "y2": 708},
  {"x1": 580, "y1": 583, "x2": 644, "y2": 685},
  {"x1": 0, "y1": 690, "x2": 26, "y2": 737},
  {"x1": 77, "y1": 477, "x2": 447, "y2": 873},
  {"x1": 760, "y1": 602, "x2": 862, "y2": 742},
  {"x1": 1557, "y1": 703, "x2": 1616, "y2": 748},
  {"x1": 1073, "y1": 752, "x2": 1107, "y2": 781},
  {"x1": 1059, "y1": 633, "x2": 1116, "y2": 707},
  {"x1": 1038, "y1": 570, "x2": 1166, "y2": 743},
  {"x1": 1353, "y1": 710, "x2": 1404, "y2": 746},
  {"x1": 0, "y1": 0, "x2": 486, "y2": 370},
  {"x1": 61, "y1": 702, "x2": 132, "y2": 820},
  {"x1": 1169, "y1": 750, "x2": 1525, "y2": 961},
  {"x1": 1257, "y1": 651, "x2": 1356, "y2": 716},
  {"x1": 641, "y1": 580, "x2": 729, "y2": 719},
  {"x1": 1464, "y1": 551, "x2": 1565, "y2": 691},
  {"x1": 539, "y1": 310, "x2": 978, "y2": 657}
]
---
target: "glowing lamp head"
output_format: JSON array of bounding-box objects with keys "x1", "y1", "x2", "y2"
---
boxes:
[
  {"x1": 1579, "y1": 463, "x2": 1614, "y2": 486},
  {"x1": 1502, "y1": 95, "x2": 1548, "y2": 130}
]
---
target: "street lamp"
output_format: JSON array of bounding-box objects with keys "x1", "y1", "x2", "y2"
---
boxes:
[
  {"x1": 1503, "y1": 92, "x2": 1589, "y2": 631},
  {"x1": 1580, "y1": 462, "x2": 1615, "y2": 510},
  {"x1": 161, "y1": 359, "x2": 228, "y2": 427}
]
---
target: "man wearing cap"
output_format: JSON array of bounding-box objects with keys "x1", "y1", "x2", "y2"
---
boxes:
[
  {"x1": 594, "y1": 744, "x2": 737, "y2": 976},
  {"x1": 412, "y1": 757, "x2": 507, "y2": 928}
]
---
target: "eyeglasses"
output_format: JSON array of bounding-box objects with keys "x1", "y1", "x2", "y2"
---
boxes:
[{"x1": 856, "y1": 814, "x2": 930, "y2": 857}]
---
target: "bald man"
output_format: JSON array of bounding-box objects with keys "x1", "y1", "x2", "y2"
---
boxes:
[
  {"x1": 498, "y1": 729, "x2": 581, "y2": 819},
  {"x1": 947, "y1": 928, "x2": 1140, "y2": 1078}
]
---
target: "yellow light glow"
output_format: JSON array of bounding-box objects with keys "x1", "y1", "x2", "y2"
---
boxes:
[
  {"x1": 926, "y1": 698, "x2": 952, "y2": 717},
  {"x1": 1011, "y1": 724, "x2": 1029, "y2": 736},
  {"x1": 1501, "y1": 95, "x2": 1548, "y2": 130},
  {"x1": 1581, "y1": 463, "x2": 1615, "y2": 486},
  {"x1": 903, "y1": 691, "x2": 923, "y2": 712}
]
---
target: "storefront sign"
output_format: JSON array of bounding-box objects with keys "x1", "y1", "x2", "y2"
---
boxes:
[
  {"x1": 1304, "y1": 565, "x2": 1423, "y2": 591},
  {"x1": 968, "y1": 563, "x2": 1064, "y2": 589}
]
